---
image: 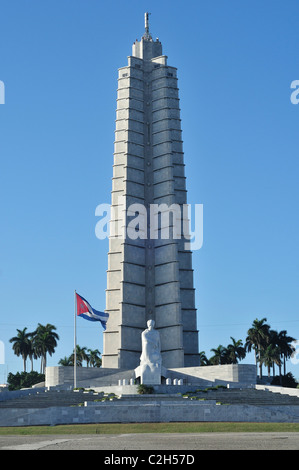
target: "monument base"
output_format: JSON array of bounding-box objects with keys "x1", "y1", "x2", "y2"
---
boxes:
[
  {"x1": 45, "y1": 364, "x2": 257, "y2": 389},
  {"x1": 134, "y1": 364, "x2": 169, "y2": 385}
]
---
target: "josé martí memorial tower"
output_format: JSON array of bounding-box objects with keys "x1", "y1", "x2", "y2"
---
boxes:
[{"x1": 102, "y1": 14, "x2": 200, "y2": 371}]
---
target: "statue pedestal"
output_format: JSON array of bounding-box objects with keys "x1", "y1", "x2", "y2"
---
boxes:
[
  {"x1": 135, "y1": 363, "x2": 169, "y2": 385},
  {"x1": 135, "y1": 363, "x2": 161, "y2": 385}
]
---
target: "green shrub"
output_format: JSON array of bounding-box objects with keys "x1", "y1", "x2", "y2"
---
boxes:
[
  {"x1": 7, "y1": 371, "x2": 45, "y2": 391},
  {"x1": 271, "y1": 373, "x2": 298, "y2": 388},
  {"x1": 137, "y1": 384, "x2": 154, "y2": 394}
]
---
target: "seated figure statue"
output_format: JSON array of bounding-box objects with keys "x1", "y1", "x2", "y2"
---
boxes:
[{"x1": 135, "y1": 319, "x2": 162, "y2": 385}]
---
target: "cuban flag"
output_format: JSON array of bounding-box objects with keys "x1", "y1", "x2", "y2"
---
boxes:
[{"x1": 76, "y1": 293, "x2": 109, "y2": 330}]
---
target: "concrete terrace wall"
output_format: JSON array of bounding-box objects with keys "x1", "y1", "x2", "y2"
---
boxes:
[
  {"x1": 1, "y1": 399, "x2": 299, "y2": 427},
  {"x1": 45, "y1": 367, "x2": 133, "y2": 388},
  {"x1": 45, "y1": 364, "x2": 257, "y2": 388},
  {"x1": 0, "y1": 388, "x2": 45, "y2": 403},
  {"x1": 169, "y1": 364, "x2": 257, "y2": 386},
  {"x1": 256, "y1": 384, "x2": 299, "y2": 397}
]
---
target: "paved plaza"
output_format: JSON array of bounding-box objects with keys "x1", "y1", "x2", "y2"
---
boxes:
[{"x1": 1, "y1": 432, "x2": 299, "y2": 451}]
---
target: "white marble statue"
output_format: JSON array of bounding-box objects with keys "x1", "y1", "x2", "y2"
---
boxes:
[
  {"x1": 135, "y1": 319, "x2": 162, "y2": 385},
  {"x1": 140, "y1": 319, "x2": 161, "y2": 366}
]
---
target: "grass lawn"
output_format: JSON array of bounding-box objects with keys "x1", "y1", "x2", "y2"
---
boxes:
[{"x1": 1, "y1": 422, "x2": 299, "y2": 435}]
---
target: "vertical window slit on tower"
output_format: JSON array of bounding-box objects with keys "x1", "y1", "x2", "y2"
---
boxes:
[{"x1": 147, "y1": 122, "x2": 151, "y2": 144}]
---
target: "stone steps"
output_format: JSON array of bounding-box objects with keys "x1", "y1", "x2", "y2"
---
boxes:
[
  {"x1": 1, "y1": 387, "x2": 299, "y2": 410},
  {"x1": 0, "y1": 390, "x2": 106, "y2": 409},
  {"x1": 190, "y1": 389, "x2": 299, "y2": 406}
]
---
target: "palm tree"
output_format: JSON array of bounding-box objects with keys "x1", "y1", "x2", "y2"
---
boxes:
[
  {"x1": 27, "y1": 333, "x2": 38, "y2": 372},
  {"x1": 268, "y1": 330, "x2": 280, "y2": 376},
  {"x1": 199, "y1": 351, "x2": 209, "y2": 366},
  {"x1": 260, "y1": 344, "x2": 281, "y2": 378},
  {"x1": 58, "y1": 356, "x2": 73, "y2": 366},
  {"x1": 210, "y1": 345, "x2": 228, "y2": 365},
  {"x1": 277, "y1": 330, "x2": 296, "y2": 376},
  {"x1": 226, "y1": 337, "x2": 246, "y2": 364},
  {"x1": 9, "y1": 328, "x2": 32, "y2": 372},
  {"x1": 34, "y1": 324, "x2": 59, "y2": 374},
  {"x1": 271, "y1": 348, "x2": 282, "y2": 383},
  {"x1": 80, "y1": 347, "x2": 90, "y2": 367},
  {"x1": 245, "y1": 318, "x2": 270, "y2": 379},
  {"x1": 88, "y1": 349, "x2": 102, "y2": 367},
  {"x1": 268, "y1": 329, "x2": 295, "y2": 380},
  {"x1": 70, "y1": 345, "x2": 88, "y2": 367}
]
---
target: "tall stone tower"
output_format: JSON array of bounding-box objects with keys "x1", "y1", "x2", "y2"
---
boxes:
[{"x1": 102, "y1": 14, "x2": 199, "y2": 370}]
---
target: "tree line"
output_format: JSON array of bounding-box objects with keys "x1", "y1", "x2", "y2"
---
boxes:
[
  {"x1": 9, "y1": 317, "x2": 297, "y2": 383},
  {"x1": 9, "y1": 324, "x2": 59, "y2": 374},
  {"x1": 9, "y1": 325, "x2": 102, "y2": 373},
  {"x1": 58, "y1": 345, "x2": 102, "y2": 368},
  {"x1": 199, "y1": 317, "x2": 296, "y2": 382}
]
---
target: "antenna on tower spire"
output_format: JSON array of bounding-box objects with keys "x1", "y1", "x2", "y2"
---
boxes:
[{"x1": 143, "y1": 12, "x2": 152, "y2": 40}]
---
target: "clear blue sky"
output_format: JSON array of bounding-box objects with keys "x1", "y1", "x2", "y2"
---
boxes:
[{"x1": 0, "y1": 0, "x2": 298, "y2": 382}]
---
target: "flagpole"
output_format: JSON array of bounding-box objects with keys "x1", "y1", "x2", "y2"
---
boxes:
[{"x1": 74, "y1": 290, "x2": 77, "y2": 389}]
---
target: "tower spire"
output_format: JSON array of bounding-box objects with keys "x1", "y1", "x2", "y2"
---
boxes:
[{"x1": 143, "y1": 12, "x2": 151, "y2": 40}]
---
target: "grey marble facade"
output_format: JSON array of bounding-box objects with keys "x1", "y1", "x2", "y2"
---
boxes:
[{"x1": 102, "y1": 18, "x2": 199, "y2": 369}]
